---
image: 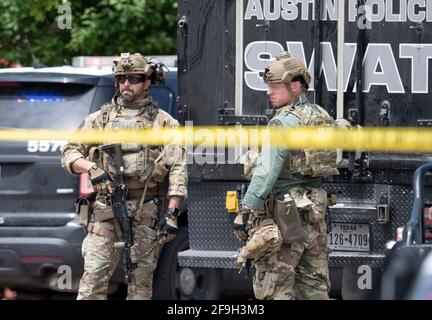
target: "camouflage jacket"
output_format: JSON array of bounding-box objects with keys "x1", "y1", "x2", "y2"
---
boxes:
[{"x1": 61, "y1": 97, "x2": 188, "y2": 199}]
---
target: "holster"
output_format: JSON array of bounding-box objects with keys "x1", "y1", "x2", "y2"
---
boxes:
[
  {"x1": 265, "y1": 192, "x2": 276, "y2": 217},
  {"x1": 273, "y1": 196, "x2": 304, "y2": 244},
  {"x1": 75, "y1": 192, "x2": 97, "y2": 228}
]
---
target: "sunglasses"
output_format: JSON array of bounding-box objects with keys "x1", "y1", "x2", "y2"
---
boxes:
[{"x1": 116, "y1": 75, "x2": 146, "y2": 84}]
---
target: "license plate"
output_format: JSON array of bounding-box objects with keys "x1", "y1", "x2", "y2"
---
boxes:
[{"x1": 327, "y1": 223, "x2": 370, "y2": 252}]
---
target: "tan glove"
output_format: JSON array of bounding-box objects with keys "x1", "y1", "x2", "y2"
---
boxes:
[
  {"x1": 88, "y1": 165, "x2": 113, "y2": 194},
  {"x1": 158, "y1": 207, "x2": 179, "y2": 244},
  {"x1": 233, "y1": 205, "x2": 253, "y2": 241}
]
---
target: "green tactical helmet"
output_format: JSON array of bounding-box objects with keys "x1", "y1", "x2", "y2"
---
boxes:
[
  {"x1": 263, "y1": 51, "x2": 311, "y2": 86},
  {"x1": 113, "y1": 52, "x2": 153, "y2": 77}
]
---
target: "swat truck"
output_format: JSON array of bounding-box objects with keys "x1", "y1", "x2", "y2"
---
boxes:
[{"x1": 173, "y1": 0, "x2": 432, "y2": 299}]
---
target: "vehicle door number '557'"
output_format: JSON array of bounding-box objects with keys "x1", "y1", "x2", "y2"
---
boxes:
[{"x1": 27, "y1": 140, "x2": 68, "y2": 153}]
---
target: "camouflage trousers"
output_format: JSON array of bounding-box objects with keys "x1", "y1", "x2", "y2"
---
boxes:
[
  {"x1": 252, "y1": 187, "x2": 331, "y2": 300},
  {"x1": 77, "y1": 217, "x2": 160, "y2": 300}
]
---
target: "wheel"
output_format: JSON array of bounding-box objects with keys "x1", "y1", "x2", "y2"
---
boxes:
[{"x1": 153, "y1": 226, "x2": 221, "y2": 300}]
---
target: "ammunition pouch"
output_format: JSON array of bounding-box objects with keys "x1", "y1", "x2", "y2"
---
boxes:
[
  {"x1": 273, "y1": 195, "x2": 304, "y2": 244},
  {"x1": 289, "y1": 187, "x2": 328, "y2": 224},
  {"x1": 129, "y1": 198, "x2": 159, "y2": 228},
  {"x1": 291, "y1": 149, "x2": 340, "y2": 178},
  {"x1": 121, "y1": 150, "x2": 155, "y2": 183},
  {"x1": 90, "y1": 195, "x2": 159, "y2": 229},
  {"x1": 94, "y1": 146, "x2": 166, "y2": 186},
  {"x1": 148, "y1": 158, "x2": 169, "y2": 189},
  {"x1": 75, "y1": 192, "x2": 96, "y2": 228},
  {"x1": 87, "y1": 220, "x2": 122, "y2": 242},
  {"x1": 120, "y1": 143, "x2": 142, "y2": 152},
  {"x1": 89, "y1": 141, "x2": 170, "y2": 192},
  {"x1": 76, "y1": 193, "x2": 121, "y2": 241},
  {"x1": 90, "y1": 196, "x2": 116, "y2": 222}
]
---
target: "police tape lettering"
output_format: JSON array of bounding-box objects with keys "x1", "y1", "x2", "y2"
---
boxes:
[{"x1": 2, "y1": 126, "x2": 432, "y2": 153}]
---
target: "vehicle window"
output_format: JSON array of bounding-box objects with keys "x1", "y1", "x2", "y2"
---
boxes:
[
  {"x1": 0, "y1": 82, "x2": 95, "y2": 129},
  {"x1": 151, "y1": 86, "x2": 174, "y2": 115}
]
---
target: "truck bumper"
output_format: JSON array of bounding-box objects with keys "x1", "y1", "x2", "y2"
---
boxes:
[{"x1": 178, "y1": 249, "x2": 386, "y2": 299}]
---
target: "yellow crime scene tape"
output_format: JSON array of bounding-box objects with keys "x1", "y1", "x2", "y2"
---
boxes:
[{"x1": 0, "y1": 126, "x2": 431, "y2": 153}]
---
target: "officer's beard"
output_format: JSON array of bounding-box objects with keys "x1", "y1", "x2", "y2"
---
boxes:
[
  {"x1": 121, "y1": 89, "x2": 136, "y2": 103},
  {"x1": 120, "y1": 86, "x2": 149, "y2": 103}
]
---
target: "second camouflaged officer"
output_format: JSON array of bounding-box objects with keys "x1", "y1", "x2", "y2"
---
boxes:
[
  {"x1": 234, "y1": 52, "x2": 339, "y2": 300},
  {"x1": 61, "y1": 53, "x2": 188, "y2": 300}
]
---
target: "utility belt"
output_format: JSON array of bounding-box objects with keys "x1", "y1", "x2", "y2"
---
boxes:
[
  {"x1": 86, "y1": 220, "x2": 123, "y2": 241},
  {"x1": 258, "y1": 187, "x2": 330, "y2": 244},
  {"x1": 75, "y1": 190, "x2": 161, "y2": 236}
]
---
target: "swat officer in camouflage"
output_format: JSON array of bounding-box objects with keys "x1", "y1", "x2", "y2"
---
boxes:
[
  {"x1": 61, "y1": 53, "x2": 188, "y2": 300},
  {"x1": 234, "y1": 52, "x2": 338, "y2": 300}
]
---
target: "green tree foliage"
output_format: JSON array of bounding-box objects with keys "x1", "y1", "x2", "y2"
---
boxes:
[{"x1": 0, "y1": 0, "x2": 177, "y2": 67}]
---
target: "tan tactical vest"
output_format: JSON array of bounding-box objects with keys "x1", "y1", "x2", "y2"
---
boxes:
[
  {"x1": 279, "y1": 103, "x2": 340, "y2": 179},
  {"x1": 91, "y1": 102, "x2": 168, "y2": 193}
]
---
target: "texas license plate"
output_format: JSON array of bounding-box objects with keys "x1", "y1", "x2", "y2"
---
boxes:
[{"x1": 327, "y1": 223, "x2": 370, "y2": 252}]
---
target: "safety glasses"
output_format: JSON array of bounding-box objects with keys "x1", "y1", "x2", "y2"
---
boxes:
[{"x1": 116, "y1": 75, "x2": 146, "y2": 84}]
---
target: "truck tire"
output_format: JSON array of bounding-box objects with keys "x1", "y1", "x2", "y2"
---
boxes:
[{"x1": 153, "y1": 226, "x2": 221, "y2": 300}]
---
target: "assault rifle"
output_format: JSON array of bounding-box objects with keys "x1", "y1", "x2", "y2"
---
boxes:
[{"x1": 101, "y1": 143, "x2": 134, "y2": 283}]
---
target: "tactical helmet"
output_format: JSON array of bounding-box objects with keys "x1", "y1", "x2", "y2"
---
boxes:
[
  {"x1": 113, "y1": 52, "x2": 165, "y2": 85},
  {"x1": 113, "y1": 52, "x2": 153, "y2": 77},
  {"x1": 263, "y1": 52, "x2": 311, "y2": 86}
]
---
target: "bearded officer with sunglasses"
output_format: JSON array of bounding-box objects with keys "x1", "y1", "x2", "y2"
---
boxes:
[{"x1": 61, "y1": 53, "x2": 188, "y2": 299}]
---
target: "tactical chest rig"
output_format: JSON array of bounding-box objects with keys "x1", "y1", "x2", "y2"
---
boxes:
[
  {"x1": 85, "y1": 100, "x2": 169, "y2": 231},
  {"x1": 244, "y1": 100, "x2": 340, "y2": 244},
  {"x1": 278, "y1": 100, "x2": 340, "y2": 179}
]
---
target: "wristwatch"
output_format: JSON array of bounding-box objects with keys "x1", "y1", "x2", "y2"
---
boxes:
[
  {"x1": 167, "y1": 207, "x2": 180, "y2": 218},
  {"x1": 87, "y1": 164, "x2": 99, "y2": 173}
]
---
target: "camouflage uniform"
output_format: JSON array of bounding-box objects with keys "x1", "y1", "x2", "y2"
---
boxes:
[
  {"x1": 241, "y1": 52, "x2": 337, "y2": 300},
  {"x1": 250, "y1": 188, "x2": 330, "y2": 300},
  {"x1": 61, "y1": 54, "x2": 187, "y2": 300},
  {"x1": 243, "y1": 146, "x2": 260, "y2": 180}
]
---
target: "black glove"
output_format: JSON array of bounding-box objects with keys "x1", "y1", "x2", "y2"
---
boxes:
[
  {"x1": 233, "y1": 205, "x2": 252, "y2": 241},
  {"x1": 88, "y1": 165, "x2": 113, "y2": 193},
  {"x1": 158, "y1": 207, "x2": 180, "y2": 244}
]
